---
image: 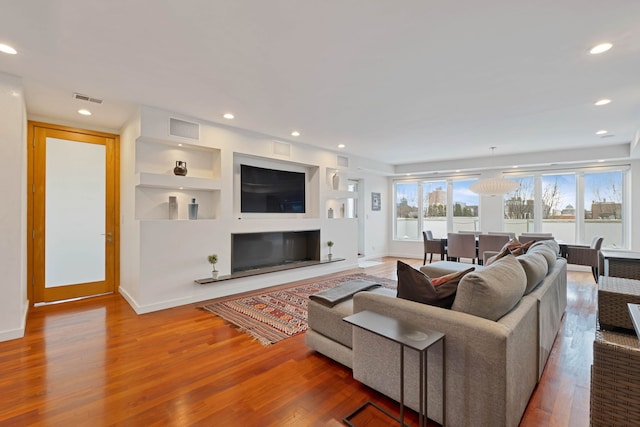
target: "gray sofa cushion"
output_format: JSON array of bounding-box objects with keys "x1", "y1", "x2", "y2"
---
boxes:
[
  {"x1": 452, "y1": 254, "x2": 527, "y2": 321},
  {"x1": 517, "y1": 252, "x2": 549, "y2": 294},
  {"x1": 528, "y1": 244, "x2": 557, "y2": 269}
]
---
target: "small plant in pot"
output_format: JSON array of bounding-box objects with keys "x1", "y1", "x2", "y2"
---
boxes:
[
  {"x1": 208, "y1": 254, "x2": 219, "y2": 279},
  {"x1": 327, "y1": 241, "x2": 334, "y2": 261}
]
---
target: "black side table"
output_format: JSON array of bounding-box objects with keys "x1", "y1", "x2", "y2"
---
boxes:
[{"x1": 343, "y1": 310, "x2": 445, "y2": 427}]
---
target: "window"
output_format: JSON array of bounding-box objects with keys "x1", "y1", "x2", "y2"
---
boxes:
[
  {"x1": 584, "y1": 171, "x2": 623, "y2": 248},
  {"x1": 394, "y1": 177, "x2": 477, "y2": 240},
  {"x1": 504, "y1": 167, "x2": 627, "y2": 247},
  {"x1": 422, "y1": 181, "x2": 447, "y2": 238},
  {"x1": 452, "y1": 179, "x2": 479, "y2": 232},
  {"x1": 504, "y1": 176, "x2": 534, "y2": 235},
  {"x1": 395, "y1": 182, "x2": 419, "y2": 240},
  {"x1": 541, "y1": 173, "x2": 576, "y2": 243}
]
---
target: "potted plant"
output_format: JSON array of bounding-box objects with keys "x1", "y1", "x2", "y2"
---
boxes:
[
  {"x1": 327, "y1": 241, "x2": 334, "y2": 261},
  {"x1": 208, "y1": 254, "x2": 219, "y2": 279}
]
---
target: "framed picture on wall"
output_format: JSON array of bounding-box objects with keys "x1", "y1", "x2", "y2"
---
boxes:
[{"x1": 371, "y1": 192, "x2": 381, "y2": 211}]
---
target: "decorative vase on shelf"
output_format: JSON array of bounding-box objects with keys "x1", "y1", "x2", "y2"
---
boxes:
[
  {"x1": 169, "y1": 196, "x2": 178, "y2": 220},
  {"x1": 188, "y1": 198, "x2": 198, "y2": 220},
  {"x1": 173, "y1": 161, "x2": 187, "y2": 176},
  {"x1": 332, "y1": 173, "x2": 340, "y2": 190},
  {"x1": 212, "y1": 270, "x2": 219, "y2": 280},
  {"x1": 328, "y1": 253, "x2": 333, "y2": 261},
  {"x1": 340, "y1": 203, "x2": 345, "y2": 218},
  {"x1": 328, "y1": 208, "x2": 334, "y2": 218}
]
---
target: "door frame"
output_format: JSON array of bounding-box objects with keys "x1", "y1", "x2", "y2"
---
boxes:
[{"x1": 27, "y1": 121, "x2": 120, "y2": 304}]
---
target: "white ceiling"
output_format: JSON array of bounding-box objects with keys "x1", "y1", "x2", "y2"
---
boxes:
[{"x1": 1, "y1": 1, "x2": 639, "y2": 168}]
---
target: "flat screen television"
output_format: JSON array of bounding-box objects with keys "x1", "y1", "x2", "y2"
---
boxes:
[{"x1": 240, "y1": 164, "x2": 306, "y2": 213}]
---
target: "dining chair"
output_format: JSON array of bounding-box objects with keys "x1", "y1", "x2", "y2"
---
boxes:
[
  {"x1": 446, "y1": 233, "x2": 476, "y2": 264},
  {"x1": 422, "y1": 230, "x2": 443, "y2": 264},
  {"x1": 519, "y1": 234, "x2": 555, "y2": 244},
  {"x1": 488, "y1": 231, "x2": 516, "y2": 239},
  {"x1": 478, "y1": 234, "x2": 510, "y2": 265}
]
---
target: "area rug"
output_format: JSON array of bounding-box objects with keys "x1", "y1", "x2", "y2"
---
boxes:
[{"x1": 201, "y1": 273, "x2": 396, "y2": 345}]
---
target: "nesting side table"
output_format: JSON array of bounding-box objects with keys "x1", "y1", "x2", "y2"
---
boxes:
[{"x1": 343, "y1": 310, "x2": 445, "y2": 427}]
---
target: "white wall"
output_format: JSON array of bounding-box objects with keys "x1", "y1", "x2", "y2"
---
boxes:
[
  {"x1": 0, "y1": 73, "x2": 28, "y2": 342},
  {"x1": 119, "y1": 106, "x2": 391, "y2": 313}
]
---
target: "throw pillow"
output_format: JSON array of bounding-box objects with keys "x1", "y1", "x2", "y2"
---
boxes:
[
  {"x1": 431, "y1": 267, "x2": 476, "y2": 286},
  {"x1": 396, "y1": 261, "x2": 473, "y2": 309},
  {"x1": 452, "y1": 254, "x2": 527, "y2": 321},
  {"x1": 502, "y1": 237, "x2": 522, "y2": 251},
  {"x1": 485, "y1": 246, "x2": 511, "y2": 266},
  {"x1": 510, "y1": 239, "x2": 537, "y2": 256}
]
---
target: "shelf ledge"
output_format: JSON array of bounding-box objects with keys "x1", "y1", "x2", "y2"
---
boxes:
[
  {"x1": 194, "y1": 258, "x2": 345, "y2": 284},
  {"x1": 135, "y1": 172, "x2": 221, "y2": 190}
]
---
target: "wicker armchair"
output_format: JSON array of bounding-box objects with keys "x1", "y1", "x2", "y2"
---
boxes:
[
  {"x1": 566, "y1": 236, "x2": 603, "y2": 282},
  {"x1": 422, "y1": 230, "x2": 443, "y2": 264},
  {"x1": 591, "y1": 329, "x2": 640, "y2": 426}
]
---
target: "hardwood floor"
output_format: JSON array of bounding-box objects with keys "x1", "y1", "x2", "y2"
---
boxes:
[{"x1": 0, "y1": 258, "x2": 595, "y2": 426}]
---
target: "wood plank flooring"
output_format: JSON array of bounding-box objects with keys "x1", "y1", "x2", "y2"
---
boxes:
[{"x1": 0, "y1": 257, "x2": 596, "y2": 426}]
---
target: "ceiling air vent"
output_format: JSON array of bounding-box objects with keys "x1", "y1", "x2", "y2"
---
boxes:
[
  {"x1": 169, "y1": 118, "x2": 200, "y2": 140},
  {"x1": 73, "y1": 93, "x2": 103, "y2": 104},
  {"x1": 337, "y1": 155, "x2": 349, "y2": 168},
  {"x1": 273, "y1": 141, "x2": 291, "y2": 156}
]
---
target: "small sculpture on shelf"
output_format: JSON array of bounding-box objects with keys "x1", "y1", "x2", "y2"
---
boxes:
[
  {"x1": 332, "y1": 172, "x2": 340, "y2": 190},
  {"x1": 174, "y1": 160, "x2": 187, "y2": 176},
  {"x1": 208, "y1": 253, "x2": 219, "y2": 279},
  {"x1": 327, "y1": 241, "x2": 334, "y2": 261}
]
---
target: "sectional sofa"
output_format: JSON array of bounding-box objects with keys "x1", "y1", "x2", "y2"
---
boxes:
[{"x1": 305, "y1": 240, "x2": 567, "y2": 427}]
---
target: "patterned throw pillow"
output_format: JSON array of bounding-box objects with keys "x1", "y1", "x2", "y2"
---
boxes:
[
  {"x1": 510, "y1": 239, "x2": 537, "y2": 256},
  {"x1": 431, "y1": 268, "x2": 475, "y2": 287},
  {"x1": 502, "y1": 237, "x2": 522, "y2": 251},
  {"x1": 396, "y1": 261, "x2": 474, "y2": 309}
]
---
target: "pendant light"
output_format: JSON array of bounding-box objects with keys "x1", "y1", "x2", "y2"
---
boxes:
[{"x1": 469, "y1": 147, "x2": 519, "y2": 196}]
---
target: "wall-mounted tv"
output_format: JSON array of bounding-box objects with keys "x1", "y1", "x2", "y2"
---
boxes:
[{"x1": 240, "y1": 164, "x2": 306, "y2": 213}]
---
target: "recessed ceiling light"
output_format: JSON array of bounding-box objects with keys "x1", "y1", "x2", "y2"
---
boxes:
[
  {"x1": 594, "y1": 99, "x2": 611, "y2": 106},
  {"x1": 596, "y1": 130, "x2": 608, "y2": 135},
  {"x1": 455, "y1": 170, "x2": 461, "y2": 173},
  {"x1": 78, "y1": 109, "x2": 92, "y2": 116},
  {"x1": 179, "y1": 187, "x2": 184, "y2": 190},
  {"x1": 223, "y1": 113, "x2": 234, "y2": 119},
  {"x1": 337, "y1": 144, "x2": 345, "y2": 148},
  {"x1": 597, "y1": 159, "x2": 605, "y2": 163},
  {"x1": 178, "y1": 143, "x2": 183, "y2": 147},
  {"x1": 0, "y1": 44, "x2": 17, "y2": 55},
  {"x1": 291, "y1": 131, "x2": 300, "y2": 137},
  {"x1": 590, "y1": 43, "x2": 613, "y2": 54},
  {"x1": 513, "y1": 165, "x2": 519, "y2": 168}
]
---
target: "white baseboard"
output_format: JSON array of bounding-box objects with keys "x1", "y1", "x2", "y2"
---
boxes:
[
  {"x1": 118, "y1": 261, "x2": 360, "y2": 315},
  {"x1": 0, "y1": 300, "x2": 29, "y2": 342}
]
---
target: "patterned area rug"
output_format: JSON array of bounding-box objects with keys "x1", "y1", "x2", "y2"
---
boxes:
[{"x1": 201, "y1": 273, "x2": 396, "y2": 345}]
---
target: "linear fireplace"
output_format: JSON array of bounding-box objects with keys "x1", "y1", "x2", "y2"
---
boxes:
[{"x1": 231, "y1": 230, "x2": 321, "y2": 274}]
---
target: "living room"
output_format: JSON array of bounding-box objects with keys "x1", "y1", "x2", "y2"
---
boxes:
[{"x1": 1, "y1": 2, "x2": 640, "y2": 425}]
